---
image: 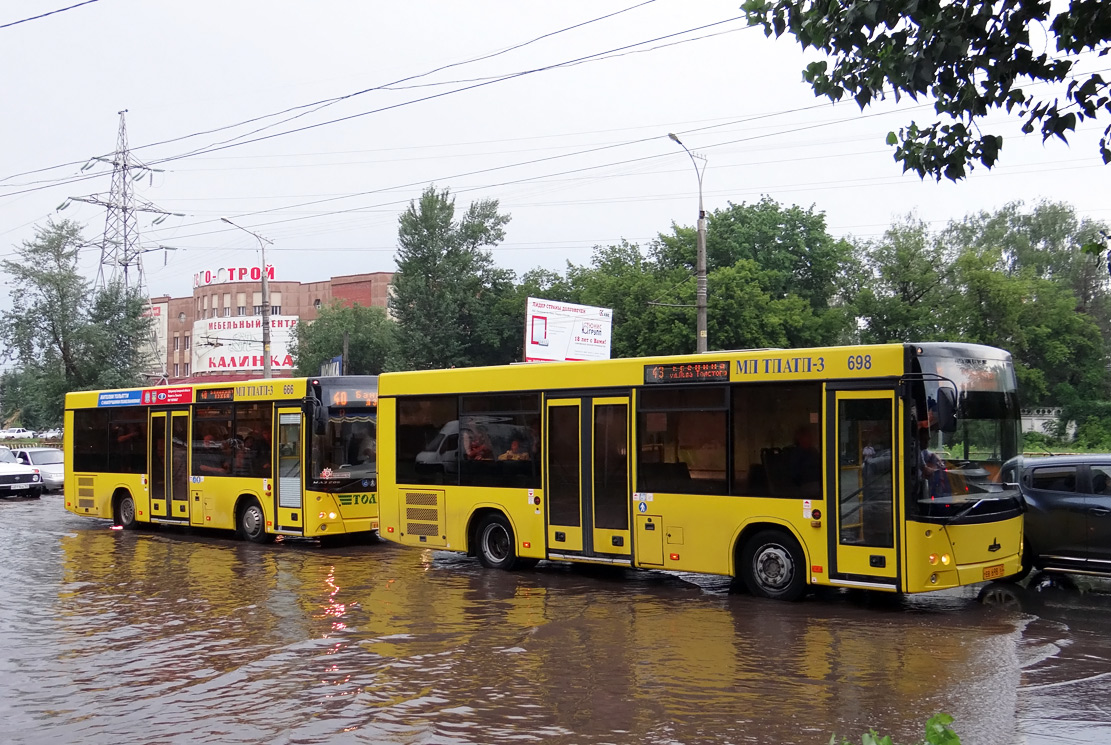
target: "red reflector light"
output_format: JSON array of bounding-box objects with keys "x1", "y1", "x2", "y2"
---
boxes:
[
  {"x1": 811, "y1": 565, "x2": 823, "y2": 573},
  {"x1": 669, "y1": 553, "x2": 680, "y2": 561},
  {"x1": 206, "y1": 516, "x2": 211, "y2": 521},
  {"x1": 522, "y1": 541, "x2": 531, "y2": 549},
  {"x1": 138, "y1": 511, "x2": 143, "y2": 516},
  {"x1": 266, "y1": 521, "x2": 272, "y2": 527},
  {"x1": 387, "y1": 526, "x2": 395, "y2": 533}
]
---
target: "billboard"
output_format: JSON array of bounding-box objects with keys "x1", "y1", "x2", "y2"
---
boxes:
[
  {"x1": 192, "y1": 315, "x2": 299, "y2": 373},
  {"x1": 524, "y1": 297, "x2": 612, "y2": 362}
]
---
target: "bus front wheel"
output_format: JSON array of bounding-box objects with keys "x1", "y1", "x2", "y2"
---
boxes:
[
  {"x1": 741, "y1": 530, "x2": 807, "y2": 601},
  {"x1": 237, "y1": 498, "x2": 274, "y2": 544},
  {"x1": 476, "y1": 513, "x2": 520, "y2": 570},
  {"x1": 115, "y1": 493, "x2": 138, "y2": 530}
]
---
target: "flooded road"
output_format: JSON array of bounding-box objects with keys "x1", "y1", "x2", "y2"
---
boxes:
[{"x1": 3, "y1": 495, "x2": 1110, "y2": 745}]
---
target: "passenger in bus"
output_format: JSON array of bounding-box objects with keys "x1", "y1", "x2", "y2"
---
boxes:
[
  {"x1": 498, "y1": 439, "x2": 531, "y2": 461},
  {"x1": 355, "y1": 428, "x2": 376, "y2": 465},
  {"x1": 197, "y1": 434, "x2": 232, "y2": 476},
  {"x1": 464, "y1": 430, "x2": 494, "y2": 461}
]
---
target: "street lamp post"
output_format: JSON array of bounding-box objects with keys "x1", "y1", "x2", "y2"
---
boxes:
[
  {"x1": 220, "y1": 217, "x2": 273, "y2": 379},
  {"x1": 668, "y1": 133, "x2": 708, "y2": 353}
]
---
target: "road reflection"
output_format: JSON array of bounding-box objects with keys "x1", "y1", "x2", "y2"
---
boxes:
[{"x1": 0, "y1": 497, "x2": 1109, "y2": 744}]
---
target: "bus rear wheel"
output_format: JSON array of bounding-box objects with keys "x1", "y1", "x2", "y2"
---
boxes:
[
  {"x1": 741, "y1": 529, "x2": 806, "y2": 601},
  {"x1": 476, "y1": 513, "x2": 520, "y2": 570},
  {"x1": 115, "y1": 493, "x2": 138, "y2": 530},
  {"x1": 236, "y1": 498, "x2": 274, "y2": 544}
]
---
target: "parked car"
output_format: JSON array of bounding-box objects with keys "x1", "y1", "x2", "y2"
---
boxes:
[
  {"x1": 1001, "y1": 454, "x2": 1111, "y2": 578},
  {"x1": 0, "y1": 427, "x2": 35, "y2": 441},
  {"x1": 0, "y1": 447, "x2": 44, "y2": 498},
  {"x1": 37, "y1": 428, "x2": 62, "y2": 441},
  {"x1": 12, "y1": 447, "x2": 64, "y2": 492}
]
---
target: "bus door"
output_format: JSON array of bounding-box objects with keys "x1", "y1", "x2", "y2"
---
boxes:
[
  {"x1": 545, "y1": 396, "x2": 632, "y2": 562},
  {"x1": 828, "y1": 390, "x2": 898, "y2": 588},
  {"x1": 276, "y1": 408, "x2": 304, "y2": 530},
  {"x1": 149, "y1": 411, "x2": 190, "y2": 521}
]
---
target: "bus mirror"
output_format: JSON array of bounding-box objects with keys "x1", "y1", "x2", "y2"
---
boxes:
[
  {"x1": 937, "y1": 387, "x2": 957, "y2": 433},
  {"x1": 303, "y1": 396, "x2": 326, "y2": 435}
]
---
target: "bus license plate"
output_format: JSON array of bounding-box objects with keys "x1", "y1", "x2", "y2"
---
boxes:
[{"x1": 983, "y1": 564, "x2": 1005, "y2": 580}]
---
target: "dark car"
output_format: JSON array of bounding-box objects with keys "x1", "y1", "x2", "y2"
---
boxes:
[{"x1": 1001, "y1": 454, "x2": 1111, "y2": 577}]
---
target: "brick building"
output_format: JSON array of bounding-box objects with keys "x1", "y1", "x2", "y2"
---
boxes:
[{"x1": 147, "y1": 270, "x2": 393, "y2": 383}]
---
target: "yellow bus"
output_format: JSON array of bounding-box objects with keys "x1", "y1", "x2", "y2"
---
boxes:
[
  {"x1": 376, "y1": 342, "x2": 1024, "y2": 600},
  {"x1": 64, "y1": 376, "x2": 380, "y2": 543}
]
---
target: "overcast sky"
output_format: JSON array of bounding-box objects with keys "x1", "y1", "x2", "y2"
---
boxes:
[{"x1": 1, "y1": 0, "x2": 1107, "y2": 303}]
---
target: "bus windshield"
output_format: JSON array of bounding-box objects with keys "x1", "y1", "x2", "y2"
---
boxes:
[
  {"x1": 309, "y1": 378, "x2": 378, "y2": 492},
  {"x1": 911, "y1": 346, "x2": 1021, "y2": 518}
]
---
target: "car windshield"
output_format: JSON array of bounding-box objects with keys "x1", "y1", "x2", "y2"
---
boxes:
[
  {"x1": 0, "y1": 450, "x2": 15, "y2": 464},
  {"x1": 28, "y1": 450, "x2": 63, "y2": 465}
]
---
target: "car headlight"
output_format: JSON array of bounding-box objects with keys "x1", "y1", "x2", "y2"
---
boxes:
[{"x1": 32, "y1": 474, "x2": 40, "y2": 482}]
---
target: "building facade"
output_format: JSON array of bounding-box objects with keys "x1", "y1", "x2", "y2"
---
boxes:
[{"x1": 147, "y1": 269, "x2": 393, "y2": 384}]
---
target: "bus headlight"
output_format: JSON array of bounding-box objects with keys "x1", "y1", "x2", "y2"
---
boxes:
[
  {"x1": 940, "y1": 553, "x2": 951, "y2": 566},
  {"x1": 319, "y1": 511, "x2": 337, "y2": 520},
  {"x1": 928, "y1": 553, "x2": 939, "y2": 565}
]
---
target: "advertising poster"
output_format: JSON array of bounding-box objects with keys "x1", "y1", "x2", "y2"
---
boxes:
[{"x1": 524, "y1": 297, "x2": 612, "y2": 362}]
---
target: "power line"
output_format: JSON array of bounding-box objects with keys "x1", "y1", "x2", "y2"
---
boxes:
[
  {"x1": 0, "y1": 1, "x2": 662, "y2": 185},
  {"x1": 0, "y1": 0, "x2": 101, "y2": 30},
  {"x1": 142, "y1": 16, "x2": 750, "y2": 168}
]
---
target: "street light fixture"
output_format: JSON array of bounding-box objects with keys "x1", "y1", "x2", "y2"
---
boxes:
[
  {"x1": 668, "y1": 133, "x2": 708, "y2": 353},
  {"x1": 220, "y1": 217, "x2": 273, "y2": 379}
]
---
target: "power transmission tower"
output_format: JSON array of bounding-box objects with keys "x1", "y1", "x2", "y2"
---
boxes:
[
  {"x1": 70, "y1": 110, "x2": 182, "y2": 384},
  {"x1": 72, "y1": 110, "x2": 178, "y2": 289}
]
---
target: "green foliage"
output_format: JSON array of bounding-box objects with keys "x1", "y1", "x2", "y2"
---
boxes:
[
  {"x1": 831, "y1": 713, "x2": 960, "y2": 745},
  {"x1": 290, "y1": 301, "x2": 397, "y2": 376},
  {"x1": 854, "y1": 215, "x2": 953, "y2": 343},
  {"x1": 742, "y1": 0, "x2": 1111, "y2": 181},
  {"x1": 388, "y1": 185, "x2": 514, "y2": 369},
  {"x1": 0, "y1": 219, "x2": 152, "y2": 429},
  {"x1": 650, "y1": 196, "x2": 857, "y2": 349},
  {"x1": 568, "y1": 241, "x2": 695, "y2": 357}
]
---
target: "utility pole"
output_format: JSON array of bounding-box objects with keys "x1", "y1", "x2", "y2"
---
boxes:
[
  {"x1": 221, "y1": 218, "x2": 274, "y2": 379},
  {"x1": 668, "y1": 133, "x2": 708, "y2": 353}
]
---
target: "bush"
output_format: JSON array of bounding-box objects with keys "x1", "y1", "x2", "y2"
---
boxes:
[{"x1": 832, "y1": 714, "x2": 960, "y2": 745}]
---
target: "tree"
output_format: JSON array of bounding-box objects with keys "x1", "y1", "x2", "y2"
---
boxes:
[
  {"x1": 290, "y1": 302, "x2": 397, "y2": 376},
  {"x1": 0, "y1": 220, "x2": 151, "y2": 428},
  {"x1": 388, "y1": 186, "x2": 512, "y2": 369},
  {"x1": 653, "y1": 196, "x2": 857, "y2": 346},
  {"x1": 567, "y1": 241, "x2": 697, "y2": 357},
  {"x1": 854, "y1": 215, "x2": 955, "y2": 343},
  {"x1": 942, "y1": 201, "x2": 1111, "y2": 341},
  {"x1": 743, "y1": 0, "x2": 1111, "y2": 180}
]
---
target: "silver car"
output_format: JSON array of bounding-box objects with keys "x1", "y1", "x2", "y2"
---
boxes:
[{"x1": 12, "y1": 447, "x2": 64, "y2": 492}]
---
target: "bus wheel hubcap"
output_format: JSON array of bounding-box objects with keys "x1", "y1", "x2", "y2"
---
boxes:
[
  {"x1": 755, "y1": 546, "x2": 792, "y2": 589},
  {"x1": 244, "y1": 507, "x2": 262, "y2": 535},
  {"x1": 485, "y1": 525, "x2": 509, "y2": 561}
]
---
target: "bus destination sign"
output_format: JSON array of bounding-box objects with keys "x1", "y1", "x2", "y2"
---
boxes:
[
  {"x1": 197, "y1": 387, "x2": 235, "y2": 403},
  {"x1": 644, "y1": 361, "x2": 730, "y2": 384}
]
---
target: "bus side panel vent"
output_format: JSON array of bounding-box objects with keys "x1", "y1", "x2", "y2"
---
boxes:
[{"x1": 403, "y1": 489, "x2": 445, "y2": 546}]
